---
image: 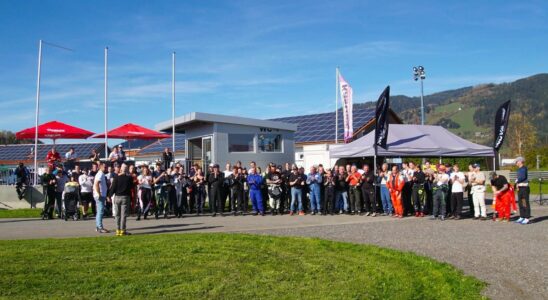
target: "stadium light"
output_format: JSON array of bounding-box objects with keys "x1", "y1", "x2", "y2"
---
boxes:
[{"x1": 412, "y1": 66, "x2": 426, "y2": 125}]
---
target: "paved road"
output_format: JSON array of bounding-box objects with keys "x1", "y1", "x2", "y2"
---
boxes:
[{"x1": 0, "y1": 204, "x2": 546, "y2": 300}]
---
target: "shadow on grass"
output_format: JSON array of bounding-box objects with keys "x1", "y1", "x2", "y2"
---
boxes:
[
  {"x1": 136, "y1": 225, "x2": 223, "y2": 235},
  {"x1": 132, "y1": 223, "x2": 203, "y2": 231}
]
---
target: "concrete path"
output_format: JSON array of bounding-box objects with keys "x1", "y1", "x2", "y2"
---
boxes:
[{"x1": 0, "y1": 204, "x2": 546, "y2": 300}]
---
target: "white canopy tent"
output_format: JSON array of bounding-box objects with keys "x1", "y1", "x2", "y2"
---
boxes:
[{"x1": 329, "y1": 124, "x2": 494, "y2": 158}]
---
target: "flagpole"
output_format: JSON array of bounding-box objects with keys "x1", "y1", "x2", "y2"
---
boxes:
[
  {"x1": 172, "y1": 52, "x2": 176, "y2": 154},
  {"x1": 33, "y1": 40, "x2": 43, "y2": 186},
  {"x1": 104, "y1": 47, "x2": 108, "y2": 160},
  {"x1": 335, "y1": 67, "x2": 339, "y2": 144}
]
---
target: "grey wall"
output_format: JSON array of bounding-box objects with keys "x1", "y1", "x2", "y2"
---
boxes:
[{"x1": 214, "y1": 123, "x2": 294, "y2": 168}]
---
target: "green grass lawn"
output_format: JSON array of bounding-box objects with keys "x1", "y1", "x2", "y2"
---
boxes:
[
  {"x1": 0, "y1": 234, "x2": 485, "y2": 299},
  {"x1": 0, "y1": 208, "x2": 41, "y2": 218}
]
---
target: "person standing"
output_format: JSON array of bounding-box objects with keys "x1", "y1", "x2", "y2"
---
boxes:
[
  {"x1": 79, "y1": 169, "x2": 94, "y2": 219},
  {"x1": 306, "y1": 166, "x2": 323, "y2": 215},
  {"x1": 247, "y1": 167, "x2": 264, "y2": 216},
  {"x1": 289, "y1": 166, "x2": 305, "y2": 215},
  {"x1": 387, "y1": 165, "x2": 405, "y2": 218},
  {"x1": 64, "y1": 147, "x2": 77, "y2": 171},
  {"x1": 46, "y1": 147, "x2": 61, "y2": 169},
  {"x1": 93, "y1": 163, "x2": 109, "y2": 233},
  {"x1": 227, "y1": 167, "x2": 244, "y2": 215},
  {"x1": 346, "y1": 165, "x2": 362, "y2": 215},
  {"x1": 109, "y1": 164, "x2": 134, "y2": 236},
  {"x1": 137, "y1": 166, "x2": 153, "y2": 220},
  {"x1": 266, "y1": 165, "x2": 283, "y2": 215},
  {"x1": 117, "y1": 145, "x2": 126, "y2": 165},
  {"x1": 54, "y1": 166, "x2": 69, "y2": 218},
  {"x1": 449, "y1": 164, "x2": 465, "y2": 219},
  {"x1": 14, "y1": 162, "x2": 29, "y2": 200},
  {"x1": 108, "y1": 146, "x2": 119, "y2": 166},
  {"x1": 41, "y1": 167, "x2": 57, "y2": 219},
  {"x1": 335, "y1": 166, "x2": 349, "y2": 214},
  {"x1": 410, "y1": 162, "x2": 426, "y2": 217},
  {"x1": 431, "y1": 165, "x2": 449, "y2": 221},
  {"x1": 514, "y1": 157, "x2": 531, "y2": 224},
  {"x1": 378, "y1": 163, "x2": 393, "y2": 216},
  {"x1": 361, "y1": 164, "x2": 376, "y2": 216},
  {"x1": 322, "y1": 169, "x2": 337, "y2": 215},
  {"x1": 401, "y1": 162, "x2": 414, "y2": 216},
  {"x1": 161, "y1": 147, "x2": 173, "y2": 172},
  {"x1": 470, "y1": 163, "x2": 487, "y2": 220},
  {"x1": 466, "y1": 164, "x2": 475, "y2": 217},
  {"x1": 208, "y1": 164, "x2": 224, "y2": 217},
  {"x1": 193, "y1": 168, "x2": 206, "y2": 215},
  {"x1": 88, "y1": 149, "x2": 100, "y2": 164}
]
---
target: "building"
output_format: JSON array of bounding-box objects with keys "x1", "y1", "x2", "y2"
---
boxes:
[
  {"x1": 155, "y1": 112, "x2": 297, "y2": 170},
  {"x1": 270, "y1": 106, "x2": 402, "y2": 169}
]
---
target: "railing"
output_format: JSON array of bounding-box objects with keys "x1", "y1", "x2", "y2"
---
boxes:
[{"x1": 508, "y1": 171, "x2": 548, "y2": 181}]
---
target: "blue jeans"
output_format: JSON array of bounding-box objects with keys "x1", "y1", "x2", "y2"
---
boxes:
[
  {"x1": 95, "y1": 196, "x2": 106, "y2": 229},
  {"x1": 336, "y1": 191, "x2": 349, "y2": 212},
  {"x1": 290, "y1": 187, "x2": 303, "y2": 212},
  {"x1": 309, "y1": 185, "x2": 321, "y2": 212},
  {"x1": 380, "y1": 185, "x2": 393, "y2": 214}
]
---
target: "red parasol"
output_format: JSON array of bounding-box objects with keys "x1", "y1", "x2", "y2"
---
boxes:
[
  {"x1": 92, "y1": 123, "x2": 170, "y2": 140},
  {"x1": 15, "y1": 120, "x2": 95, "y2": 141}
]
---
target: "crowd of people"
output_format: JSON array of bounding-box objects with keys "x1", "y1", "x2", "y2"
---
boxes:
[{"x1": 31, "y1": 146, "x2": 533, "y2": 236}]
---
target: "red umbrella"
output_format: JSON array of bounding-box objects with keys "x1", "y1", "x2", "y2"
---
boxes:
[
  {"x1": 16, "y1": 120, "x2": 95, "y2": 141},
  {"x1": 92, "y1": 123, "x2": 170, "y2": 140}
]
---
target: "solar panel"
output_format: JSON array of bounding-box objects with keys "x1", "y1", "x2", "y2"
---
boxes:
[
  {"x1": 0, "y1": 143, "x2": 107, "y2": 162},
  {"x1": 137, "y1": 134, "x2": 186, "y2": 155},
  {"x1": 270, "y1": 106, "x2": 376, "y2": 143}
]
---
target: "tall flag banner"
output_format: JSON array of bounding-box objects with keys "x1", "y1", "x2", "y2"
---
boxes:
[
  {"x1": 493, "y1": 100, "x2": 511, "y2": 151},
  {"x1": 375, "y1": 86, "x2": 390, "y2": 150},
  {"x1": 338, "y1": 73, "x2": 353, "y2": 143}
]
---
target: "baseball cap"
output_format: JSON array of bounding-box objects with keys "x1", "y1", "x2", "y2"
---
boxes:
[
  {"x1": 472, "y1": 163, "x2": 480, "y2": 168},
  {"x1": 515, "y1": 156, "x2": 525, "y2": 163}
]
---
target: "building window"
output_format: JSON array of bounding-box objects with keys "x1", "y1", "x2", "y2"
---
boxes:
[
  {"x1": 228, "y1": 134, "x2": 255, "y2": 152},
  {"x1": 258, "y1": 134, "x2": 282, "y2": 152}
]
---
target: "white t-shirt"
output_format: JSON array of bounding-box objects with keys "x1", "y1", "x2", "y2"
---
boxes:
[
  {"x1": 93, "y1": 170, "x2": 108, "y2": 199},
  {"x1": 138, "y1": 174, "x2": 153, "y2": 189},
  {"x1": 436, "y1": 173, "x2": 449, "y2": 186},
  {"x1": 79, "y1": 174, "x2": 93, "y2": 193},
  {"x1": 450, "y1": 172, "x2": 465, "y2": 193}
]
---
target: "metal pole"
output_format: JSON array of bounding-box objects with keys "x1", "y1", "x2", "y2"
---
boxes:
[
  {"x1": 172, "y1": 52, "x2": 176, "y2": 153},
  {"x1": 420, "y1": 78, "x2": 425, "y2": 125},
  {"x1": 335, "y1": 67, "x2": 339, "y2": 144},
  {"x1": 104, "y1": 47, "x2": 108, "y2": 160},
  {"x1": 33, "y1": 40, "x2": 43, "y2": 186}
]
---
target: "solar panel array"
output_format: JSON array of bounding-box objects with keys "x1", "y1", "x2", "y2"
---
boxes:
[
  {"x1": 119, "y1": 139, "x2": 157, "y2": 150},
  {"x1": 270, "y1": 107, "x2": 375, "y2": 143},
  {"x1": 138, "y1": 134, "x2": 186, "y2": 155},
  {"x1": 0, "y1": 143, "x2": 107, "y2": 162}
]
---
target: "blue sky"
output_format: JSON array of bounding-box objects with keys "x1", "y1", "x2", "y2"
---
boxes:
[{"x1": 0, "y1": 0, "x2": 546, "y2": 141}]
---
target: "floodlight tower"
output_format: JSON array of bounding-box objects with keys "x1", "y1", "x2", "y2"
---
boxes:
[{"x1": 413, "y1": 66, "x2": 426, "y2": 125}]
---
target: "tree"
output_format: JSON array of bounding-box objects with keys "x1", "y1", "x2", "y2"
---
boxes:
[{"x1": 505, "y1": 113, "x2": 537, "y2": 156}]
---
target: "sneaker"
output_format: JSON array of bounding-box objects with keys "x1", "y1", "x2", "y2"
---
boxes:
[
  {"x1": 365, "y1": 212, "x2": 371, "y2": 216},
  {"x1": 289, "y1": 211, "x2": 294, "y2": 216},
  {"x1": 371, "y1": 213, "x2": 376, "y2": 217},
  {"x1": 473, "y1": 217, "x2": 479, "y2": 220},
  {"x1": 121, "y1": 230, "x2": 131, "y2": 236},
  {"x1": 420, "y1": 212, "x2": 424, "y2": 217},
  {"x1": 116, "y1": 230, "x2": 122, "y2": 236},
  {"x1": 440, "y1": 216, "x2": 445, "y2": 221},
  {"x1": 298, "y1": 211, "x2": 305, "y2": 216},
  {"x1": 515, "y1": 217, "x2": 524, "y2": 223},
  {"x1": 430, "y1": 216, "x2": 437, "y2": 220},
  {"x1": 480, "y1": 217, "x2": 487, "y2": 221},
  {"x1": 520, "y1": 218, "x2": 530, "y2": 225},
  {"x1": 502, "y1": 218, "x2": 509, "y2": 222},
  {"x1": 96, "y1": 227, "x2": 109, "y2": 234}
]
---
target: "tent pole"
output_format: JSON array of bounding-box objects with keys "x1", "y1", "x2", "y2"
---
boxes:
[
  {"x1": 33, "y1": 39, "x2": 43, "y2": 186},
  {"x1": 104, "y1": 47, "x2": 109, "y2": 161},
  {"x1": 373, "y1": 154, "x2": 377, "y2": 212},
  {"x1": 335, "y1": 67, "x2": 339, "y2": 144}
]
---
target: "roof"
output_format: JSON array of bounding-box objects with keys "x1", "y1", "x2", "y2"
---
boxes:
[
  {"x1": 330, "y1": 124, "x2": 494, "y2": 158},
  {"x1": 0, "y1": 143, "x2": 108, "y2": 164},
  {"x1": 270, "y1": 107, "x2": 384, "y2": 144},
  {"x1": 155, "y1": 112, "x2": 297, "y2": 132},
  {"x1": 137, "y1": 134, "x2": 186, "y2": 156}
]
